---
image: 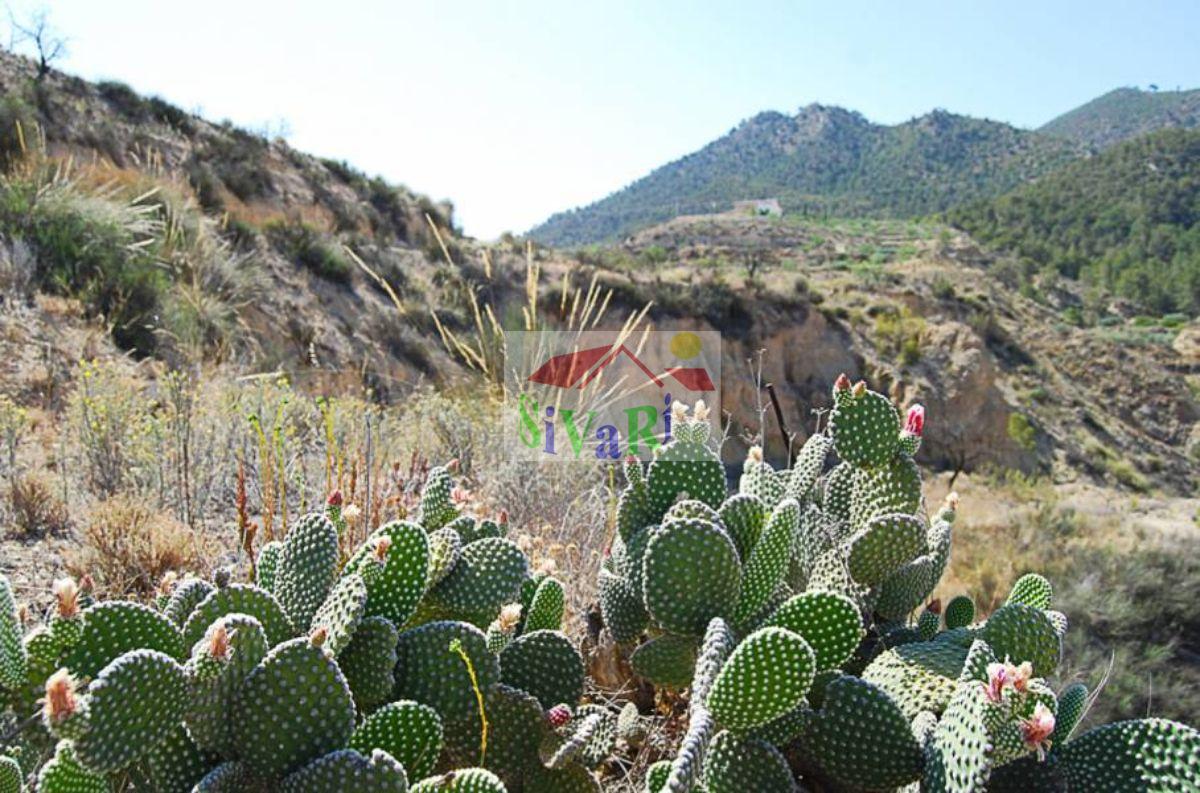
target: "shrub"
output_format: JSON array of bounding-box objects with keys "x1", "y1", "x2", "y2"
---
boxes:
[
  {"x1": 1006, "y1": 412, "x2": 1038, "y2": 451},
  {"x1": 6, "y1": 473, "x2": 69, "y2": 537},
  {"x1": 0, "y1": 171, "x2": 167, "y2": 355},
  {"x1": 265, "y1": 220, "x2": 352, "y2": 283},
  {"x1": 65, "y1": 495, "x2": 208, "y2": 596},
  {"x1": 0, "y1": 95, "x2": 36, "y2": 170}
]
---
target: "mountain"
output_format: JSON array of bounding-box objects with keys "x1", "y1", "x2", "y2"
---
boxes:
[
  {"x1": 946, "y1": 128, "x2": 1200, "y2": 315},
  {"x1": 528, "y1": 105, "x2": 1083, "y2": 246},
  {"x1": 1040, "y1": 87, "x2": 1200, "y2": 149}
]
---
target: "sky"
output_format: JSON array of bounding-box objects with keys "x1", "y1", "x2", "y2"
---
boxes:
[{"x1": 25, "y1": 1, "x2": 1200, "y2": 239}]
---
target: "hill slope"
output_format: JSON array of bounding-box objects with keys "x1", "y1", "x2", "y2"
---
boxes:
[
  {"x1": 946, "y1": 128, "x2": 1200, "y2": 315},
  {"x1": 1040, "y1": 87, "x2": 1200, "y2": 149},
  {"x1": 528, "y1": 105, "x2": 1082, "y2": 246}
]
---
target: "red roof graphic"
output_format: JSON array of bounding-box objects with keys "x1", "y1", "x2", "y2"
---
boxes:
[{"x1": 528, "y1": 344, "x2": 714, "y2": 392}]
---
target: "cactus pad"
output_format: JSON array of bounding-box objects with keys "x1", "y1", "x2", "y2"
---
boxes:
[
  {"x1": 1057, "y1": 718, "x2": 1200, "y2": 792},
  {"x1": 630, "y1": 634, "x2": 699, "y2": 689},
  {"x1": 309, "y1": 572, "x2": 368, "y2": 657},
  {"x1": 597, "y1": 571, "x2": 647, "y2": 645},
  {"x1": 182, "y1": 583, "x2": 294, "y2": 649},
  {"x1": 233, "y1": 637, "x2": 355, "y2": 779},
  {"x1": 1052, "y1": 681, "x2": 1088, "y2": 745},
  {"x1": 642, "y1": 518, "x2": 741, "y2": 636},
  {"x1": 499, "y1": 629, "x2": 584, "y2": 710},
  {"x1": 829, "y1": 385, "x2": 900, "y2": 468},
  {"x1": 800, "y1": 675, "x2": 923, "y2": 790},
  {"x1": 410, "y1": 767, "x2": 507, "y2": 792},
  {"x1": 275, "y1": 512, "x2": 340, "y2": 631},
  {"x1": 716, "y1": 493, "x2": 766, "y2": 561},
  {"x1": 393, "y1": 621, "x2": 499, "y2": 763},
  {"x1": 0, "y1": 575, "x2": 26, "y2": 691},
  {"x1": 981, "y1": 603, "x2": 1061, "y2": 677},
  {"x1": 846, "y1": 513, "x2": 926, "y2": 586},
  {"x1": 350, "y1": 699, "x2": 444, "y2": 781},
  {"x1": 255, "y1": 540, "x2": 283, "y2": 592},
  {"x1": 647, "y1": 436, "x2": 726, "y2": 518},
  {"x1": 523, "y1": 577, "x2": 565, "y2": 634},
  {"x1": 339, "y1": 615, "x2": 399, "y2": 712},
  {"x1": 732, "y1": 499, "x2": 799, "y2": 628},
  {"x1": 764, "y1": 590, "x2": 863, "y2": 671},
  {"x1": 37, "y1": 741, "x2": 109, "y2": 793},
  {"x1": 1006, "y1": 573, "x2": 1053, "y2": 609},
  {"x1": 430, "y1": 538, "x2": 528, "y2": 621},
  {"x1": 280, "y1": 748, "x2": 409, "y2": 792},
  {"x1": 162, "y1": 578, "x2": 214, "y2": 627},
  {"x1": 427, "y1": 527, "x2": 464, "y2": 589},
  {"x1": 67, "y1": 601, "x2": 184, "y2": 679},
  {"x1": 944, "y1": 595, "x2": 976, "y2": 629},
  {"x1": 70, "y1": 650, "x2": 189, "y2": 773},
  {"x1": 861, "y1": 640, "x2": 967, "y2": 719},
  {"x1": 924, "y1": 680, "x2": 992, "y2": 792},
  {"x1": 702, "y1": 730, "x2": 795, "y2": 793},
  {"x1": 184, "y1": 613, "x2": 268, "y2": 755},
  {"x1": 355, "y1": 520, "x2": 430, "y2": 626},
  {"x1": 708, "y1": 627, "x2": 815, "y2": 731}
]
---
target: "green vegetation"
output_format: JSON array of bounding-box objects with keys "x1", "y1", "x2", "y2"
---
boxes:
[
  {"x1": 265, "y1": 219, "x2": 353, "y2": 283},
  {"x1": 1040, "y1": 86, "x2": 1200, "y2": 149},
  {"x1": 530, "y1": 106, "x2": 1081, "y2": 245},
  {"x1": 947, "y1": 129, "x2": 1200, "y2": 315}
]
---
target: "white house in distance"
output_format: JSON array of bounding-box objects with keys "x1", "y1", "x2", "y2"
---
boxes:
[{"x1": 733, "y1": 198, "x2": 783, "y2": 217}]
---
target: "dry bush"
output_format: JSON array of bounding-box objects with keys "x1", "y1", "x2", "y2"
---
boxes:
[
  {"x1": 65, "y1": 496, "x2": 216, "y2": 598},
  {"x1": 7, "y1": 474, "x2": 69, "y2": 537}
]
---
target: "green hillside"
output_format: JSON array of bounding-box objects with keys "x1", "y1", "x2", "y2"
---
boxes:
[
  {"x1": 1040, "y1": 86, "x2": 1200, "y2": 149},
  {"x1": 528, "y1": 105, "x2": 1081, "y2": 246},
  {"x1": 946, "y1": 128, "x2": 1200, "y2": 315}
]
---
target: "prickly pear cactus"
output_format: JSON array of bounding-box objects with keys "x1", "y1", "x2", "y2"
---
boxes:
[{"x1": 591, "y1": 381, "x2": 1200, "y2": 793}]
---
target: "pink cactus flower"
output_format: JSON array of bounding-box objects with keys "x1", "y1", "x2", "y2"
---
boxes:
[
  {"x1": 1020, "y1": 702, "x2": 1056, "y2": 760},
  {"x1": 326, "y1": 490, "x2": 344, "y2": 507},
  {"x1": 984, "y1": 661, "x2": 1010, "y2": 703},
  {"x1": 1010, "y1": 661, "x2": 1034, "y2": 693},
  {"x1": 834, "y1": 373, "x2": 851, "y2": 391},
  {"x1": 904, "y1": 404, "x2": 925, "y2": 437}
]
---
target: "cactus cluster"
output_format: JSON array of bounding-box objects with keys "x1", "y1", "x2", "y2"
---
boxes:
[
  {"x1": 2, "y1": 378, "x2": 1198, "y2": 791},
  {"x1": 603, "y1": 378, "x2": 1199, "y2": 792},
  {"x1": 0, "y1": 462, "x2": 616, "y2": 792}
]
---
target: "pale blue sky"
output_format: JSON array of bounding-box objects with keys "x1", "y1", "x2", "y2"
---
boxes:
[{"x1": 26, "y1": 1, "x2": 1200, "y2": 238}]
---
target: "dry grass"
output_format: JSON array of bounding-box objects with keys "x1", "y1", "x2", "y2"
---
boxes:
[
  {"x1": 6, "y1": 474, "x2": 69, "y2": 537},
  {"x1": 64, "y1": 495, "x2": 218, "y2": 598}
]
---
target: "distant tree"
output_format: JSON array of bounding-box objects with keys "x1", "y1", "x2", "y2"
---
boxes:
[
  {"x1": 1149, "y1": 84, "x2": 1159, "y2": 92},
  {"x1": 11, "y1": 9, "x2": 67, "y2": 80}
]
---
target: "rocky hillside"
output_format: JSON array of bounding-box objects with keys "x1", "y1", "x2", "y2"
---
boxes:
[
  {"x1": 529, "y1": 105, "x2": 1081, "y2": 246},
  {"x1": 582, "y1": 213, "x2": 1199, "y2": 493},
  {"x1": 1040, "y1": 86, "x2": 1200, "y2": 149},
  {"x1": 0, "y1": 49, "x2": 1195, "y2": 494}
]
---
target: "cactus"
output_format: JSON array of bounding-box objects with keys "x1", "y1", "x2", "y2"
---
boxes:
[
  {"x1": 429, "y1": 538, "x2": 529, "y2": 626},
  {"x1": 410, "y1": 767, "x2": 507, "y2": 792},
  {"x1": 36, "y1": 741, "x2": 109, "y2": 793},
  {"x1": 279, "y1": 748, "x2": 409, "y2": 791},
  {"x1": 183, "y1": 614, "x2": 268, "y2": 756},
  {"x1": 702, "y1": 730, "x2": 795, "y2": 792},
  {"x1": 630, "y1": 634, "x2": 699, "y2": 689},
  {"x1": 497, "y1": 629, "x2": 584, "y2": 712},
  {"x1": 162, "y1": 577, "x2": 214, "y2": 627},
  {"x1": 418, "y1": 462, "x2": 460, "y2": 531},
  {"x1": 66, "y1": 601, "x2": 184, "y2": 679},
  {"x1": 51, "y1": 650, "x2": 190, "y2": 773},
  {"x1": 232, "y1": 634, "x2": 356, "y2": 779},
  {"x1": 642, "y1": 516, "x2": 741, "y2": 636},
  {"x1": 275, "y1": 511, "x2": 340, "y2": 631},
  {"x1": 349, "y1": 699, "x2": 444, "y2": 781},
  {"x1": 0, "y1": 574, "x2": 26, "y2": 691},
  {"x1": 339, "y1": 615, "x2": 400, "y2": 712},
  {"x1": 182, "y1": 582, "x2": 294, "y2": 648},
  {"x1": 708, "y1": 627, "x2": 816, "y2": 731},
  {"x1": 522, "y1": 577, "x2": 565, "y2": 634}
]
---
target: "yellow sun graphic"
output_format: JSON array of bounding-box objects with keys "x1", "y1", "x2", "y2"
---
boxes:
[{"x1": 670, "y1": 331, "x2": 702, "y2": 360}]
